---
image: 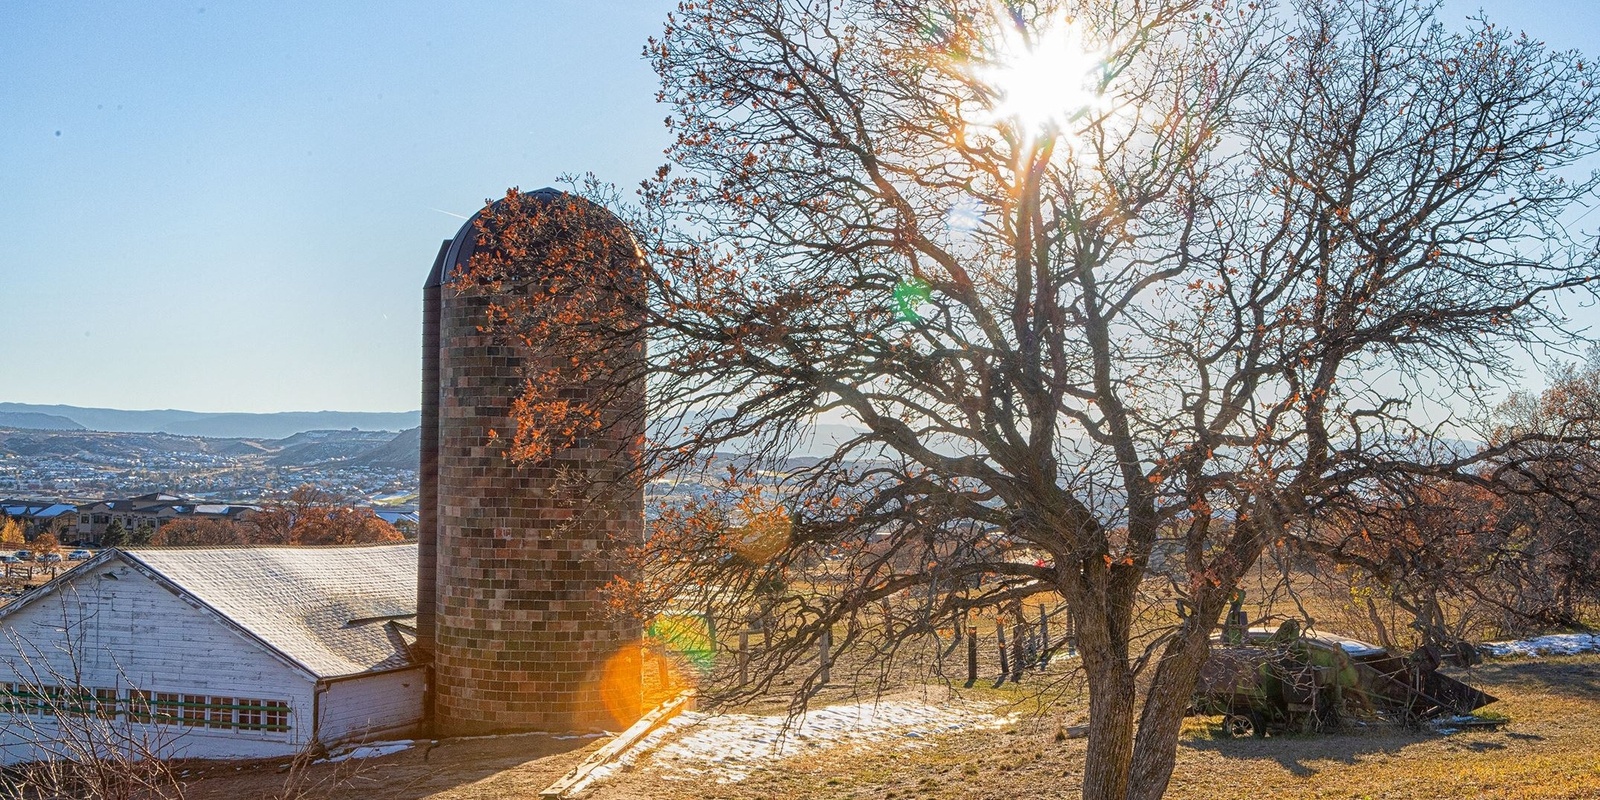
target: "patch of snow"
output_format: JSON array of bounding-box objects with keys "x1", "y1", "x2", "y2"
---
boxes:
[
  {"x1": 598, "y1": 699, "x2": 1010, "y2": 785},
  {"x1": 1480, "y1": 633, "x2": 1600, "y2": 658},
  {"x1": 320, "y1": 740, "x2": 413, "y2": 763}
]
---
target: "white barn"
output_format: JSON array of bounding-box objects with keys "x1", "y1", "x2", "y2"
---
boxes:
[{"x1": 0, "y1": 543, "x2": 424, "y2": 763}]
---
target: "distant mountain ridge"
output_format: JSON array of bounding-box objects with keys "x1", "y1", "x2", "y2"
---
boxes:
[
  {"x1": 0, "y1": 403, "x2": 419, "y2": 440},
  {"x1": 0, "y1": 427, "x2": 420, "y2": 470},
  {"x1": 0, "y1": 411, "x2": 84, "y2": 431}
]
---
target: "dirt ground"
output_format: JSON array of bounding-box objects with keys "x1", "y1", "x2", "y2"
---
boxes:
[
  {"x1": 178, "y1": 654, "x2": 1600, "y2": 800},
  {"x1": 180, "y1": 731, "x2": 600, "y2": 800}
]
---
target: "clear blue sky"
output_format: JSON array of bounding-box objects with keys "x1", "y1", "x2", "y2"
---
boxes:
[{"x1": 1, "y1": 1, "x2": 1594, "y2": 413}]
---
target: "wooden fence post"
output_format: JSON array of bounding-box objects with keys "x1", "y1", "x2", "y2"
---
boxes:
[
  {"x1": 819, "y1": 628, "x2": 832, "y2": 686},
  {"x1": 995, "y1": 619, "x2": 1010, "y2": 687},
  {"x1": 1011, "y1": 617, "x2": 1025, "y2": 683},
  {"x1": 704, "y1": 602, "x2": 718, "y2": 652},
  {"x1": 1065, "y1": 605, "x2": 1077, "y2": 656},
  {"x1": 965, "y1": 626, "x2": 978, "y2": 687},
  {"x1": 738, "y1": 630, "x2": 750, "y2": 687},
  {"x1": 1038, "y1": 604, "x2": 1050, "y2": 669}
]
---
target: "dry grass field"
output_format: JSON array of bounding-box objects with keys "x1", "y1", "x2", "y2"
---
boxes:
[
  {"x1": 588, "y1": 654, "x2": 1600, "y2": 800},
  {"x1": 176, "y1": 566, "x2": 1600, "y2": 800},
  {"x1": 178, "y1": 652, "x2": 1600, "y2": 799}
]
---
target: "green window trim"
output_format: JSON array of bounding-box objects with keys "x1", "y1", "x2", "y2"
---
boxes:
[{"x1": 0, "y1": 686, "x2": 292, "y2": 733}]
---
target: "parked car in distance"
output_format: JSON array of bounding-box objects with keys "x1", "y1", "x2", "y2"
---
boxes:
[
  {"x1": 14, "y1": 550, "x2": 33, "y2": 561},
  {"x1": 0, "y1": 555, "x2": 17, "y2": 564},
  {"x1": 68, "y1": 550, "x2": 93, "y2": 560},
  {"x1": 38, "y1": 553, "x2": 62, "y2": 565}
]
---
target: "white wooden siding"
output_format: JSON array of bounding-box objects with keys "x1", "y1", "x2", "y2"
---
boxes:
[
  {"x1": 0, "y1": 560, "x2": 314, "y2": 763},
  {"x1": 318, "y1": 666, "x2": 426, "y2": 744}
]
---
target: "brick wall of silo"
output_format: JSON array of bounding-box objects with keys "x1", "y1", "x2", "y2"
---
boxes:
[
  {"x1": 416, "y1": 240, "x2": 448, "y2": 730},
  {"x1": 431, "y1": 210, "x2": 644, "y2": 736}
]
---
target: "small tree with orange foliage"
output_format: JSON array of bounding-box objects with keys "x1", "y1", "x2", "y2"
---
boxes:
[
  {"x1": 150, "y1": 518, "x2": 247, "y2": 547},
  {"x1": 0, "y1": 518, "x2": 25, "y2": 548},
  {"x1": 242, "y1": 486, "x2": 402, "y2": 546},
  {"x1": 28, "y1": 533, "x2": 59, "y2": 557}
]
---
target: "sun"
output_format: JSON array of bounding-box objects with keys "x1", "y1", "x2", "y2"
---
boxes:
[{"x1": 971, "y1": 12, "x2": 1110, "y2": 142}]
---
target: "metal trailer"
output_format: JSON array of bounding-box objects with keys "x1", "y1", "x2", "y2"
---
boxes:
[{"x1": 1191, "y1": 623, "x2": 1498, "y2": 737}]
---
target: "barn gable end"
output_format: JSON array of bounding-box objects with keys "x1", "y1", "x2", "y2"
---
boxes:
[{"x1": 0, "y1": 544, "x2": 424, "y2": 763}]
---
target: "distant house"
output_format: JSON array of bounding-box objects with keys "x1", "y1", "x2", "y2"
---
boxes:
[
  {"x1": 373, "y1": 509, "x2": 419, "y2": 536},
  {"x1": 0, "y1": 500, "x2": 78, "y2": 536},
  {"x1": 73, "y1": 492, "x2": 257, "y2": 544},
  {"x1": 0, "y1": 543, "x2": 423, "y2": 763}
]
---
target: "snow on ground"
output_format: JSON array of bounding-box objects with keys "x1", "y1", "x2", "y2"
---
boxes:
[
  {"x1": 321, "y1": 740, "x2": 413, "y2": 763},
  {"x1": 588, "y1": 699, "x2": 1010, "y2": 787},
  {"x1": 1481, "y1": 633, "x2": 1600, "y2": 658}
]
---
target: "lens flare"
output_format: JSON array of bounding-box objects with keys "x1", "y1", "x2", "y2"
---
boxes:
[
  {"x1": 970, "y1": 11, "x2": 1111, "y2": 142},
  {"x1": 729, "y1": 495, "x2": 792, "y2": 563},
  {"x1": 597, "y1": 643, "x2": 644, "y2": 727},
  {"x1": 893, "y1": 278, "x2": 932, "y2": 322},
  {"x1": 648, "y1": 612, "x2": 716, "y2": 673},
  {"x1": 945, "y1": 197, "x2": 986, "y2": 235}
]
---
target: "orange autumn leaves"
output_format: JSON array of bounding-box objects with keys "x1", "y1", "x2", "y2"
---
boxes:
[{"x1": 451, "y1": 188, "x2": 646, "y2": 466}]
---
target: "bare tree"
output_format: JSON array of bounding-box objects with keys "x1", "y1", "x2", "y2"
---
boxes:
[{"x1": 468, "y1": 1, "x2": 1600, "y2": 798}]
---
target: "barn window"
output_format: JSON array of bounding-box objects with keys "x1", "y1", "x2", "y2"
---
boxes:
[
  {"x1": 263, "y1": 701, "x2": 290, "y2": 732},
  {"x1": 236, "y1": 698, "x2": 264, "y2": 730},
  {"x1": 0, "y1": 682, "x2": 25, "y2": 713},
  {"x1": 207, "y1": 696, "x2": 234, "y2": 728},
  {"x1": 127, "y1": 689, "x2": 152, "y2": 723},
  {"x1": 12, "y1": 684, "x2": 48, "y2": 716},
  {"x1": 93, "y1": 688, "x2": 119, "y2": 719},
  {"x1": 180, "y1": 694, "x2": 207, "y2": 727},
  {"x1": 63, "y1": 687, "x2": 93, "y2": 715},
  {"x1": 153, "y1": 692, "x2": 181, "y2": 724},
  {"x1": 39, "y1": 685, "x2": 63, "y2": 717}
]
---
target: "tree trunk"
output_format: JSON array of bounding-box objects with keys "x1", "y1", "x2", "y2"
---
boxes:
[
  {"x1": 1077, "y1": 590, "x2": 1139, "y2": 800},
  {"x1": 1125, "y1": 619, "x2": 1216, "y2": 800},
  {"x1": 1082, "y1": 658, "x2": 1137, "y2": 800}
]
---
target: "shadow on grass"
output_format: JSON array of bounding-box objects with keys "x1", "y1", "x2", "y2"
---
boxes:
[
  {"x1": 1475, "y1": 657, "x2": 1600, "y2": 701},
  {"x1": 1181, "y1": 728, "x2": 1426, "y2": 778}
]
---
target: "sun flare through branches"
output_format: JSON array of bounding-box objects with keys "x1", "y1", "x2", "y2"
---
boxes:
[{"x1": 969, "y1": 9, "x2": 1111, "y2": 145}]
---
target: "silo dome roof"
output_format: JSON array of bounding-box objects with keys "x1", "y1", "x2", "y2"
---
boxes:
[{"x1": 424, "y1": 187, "x2": 629, "y2": 289}]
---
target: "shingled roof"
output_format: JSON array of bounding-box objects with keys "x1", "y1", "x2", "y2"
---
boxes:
[
  {"x1": 126, "y1": 544, "x2": 418, "y2": 678},
  {"x1": 1, "y1": 544, "x2": 419, "y2": 679}
]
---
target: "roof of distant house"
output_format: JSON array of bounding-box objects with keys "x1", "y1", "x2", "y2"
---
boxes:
[
  {"x1": 0, "y1": 543, "x2": 418, "y2": 679},
  {"x1": 0, "y1": 500, "x2": 76, "y2": 518}
]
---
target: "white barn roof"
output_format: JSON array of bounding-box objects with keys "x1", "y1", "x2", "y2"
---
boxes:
[
  {"x1": 0, "y1": 544, "x2": 419, "y2": 680},
  {"x1": 121, "y1": 544, "x2": 418, "y2": 678}
]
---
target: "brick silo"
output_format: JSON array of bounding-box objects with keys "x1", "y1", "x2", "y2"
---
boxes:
[{"x1": 420, "y1": 188, "x2": 644, "y2": 736}]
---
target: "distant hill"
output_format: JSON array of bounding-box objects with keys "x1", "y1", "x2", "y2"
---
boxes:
[
  {"x1": 353, "y1": 427, "x2": 421, "y2": 469},
  {"x1": 265, "y1": 429, "x2": 403, "y2": 466},
  {"x1": 0, "y1": 426, "x2": 420, "y2": 470},
  {"x1": 0, "y1": 411, "x2": 85, "y2": 431},
  {"x1": 0, "y1": 403, "x2": 419, "y2": 440}
]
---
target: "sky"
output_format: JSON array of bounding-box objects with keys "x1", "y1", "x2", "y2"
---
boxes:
[{"x1": 1, "y1": 1, "x2": 1597, "y2": 414}]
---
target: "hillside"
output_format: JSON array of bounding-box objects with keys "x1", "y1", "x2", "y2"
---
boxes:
[
  {"x1": 0, "y1": 403, "x2": 419, "y2": 439},
  {"x1": 0, "y1": 412, "x2": 83, "y2": 431},
  {"x1": 0, "y1": 427, "x2": 418, "y2": 500}
]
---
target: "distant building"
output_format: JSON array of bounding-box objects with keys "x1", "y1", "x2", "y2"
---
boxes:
[
  {"x1": 0, "y1": 500, "x2": 78, "y2": 536},
  {"x1": 372, "y1": 509, "x2": 418, "y2": 536},
  {"x1": 0, "y1": 543, "x2": 423, "y2": 763},
  {"x1": 73, "y1": 492, "x2": 257, "y2": 544}
]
